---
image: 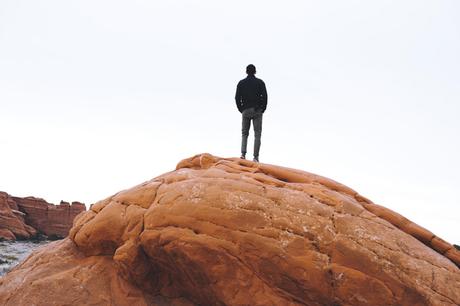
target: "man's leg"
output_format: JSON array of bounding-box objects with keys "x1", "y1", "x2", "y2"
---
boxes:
[
  {"x1": 241, "y1": 110, "x2": 251, "y2": 158},
  {"x1": 253, "y1": 111, "x2": 263, "y2": 161}
]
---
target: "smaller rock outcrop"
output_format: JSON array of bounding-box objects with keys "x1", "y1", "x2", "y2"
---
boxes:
[
  {"x1": 0, "y1": 192, "x2": 36, "y2": 240},
  {"x1": 0, "y1": 192, "x2": 86, "y2": 240}
]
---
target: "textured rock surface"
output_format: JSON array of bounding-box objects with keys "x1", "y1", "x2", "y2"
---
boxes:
[
  {"x1": 1, "y1": 154, "x2": 459, "y2": 306},
  {"x1": 0, "y1": 192, "x2": 36, "y2": 240},
  {"x1": 0, "y1": 192, "x2": 85, "y2": 240}
]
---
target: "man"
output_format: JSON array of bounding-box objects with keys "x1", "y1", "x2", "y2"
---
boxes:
[{"x1": 235, "y1": 64, "x2": 268, "y2": 163}]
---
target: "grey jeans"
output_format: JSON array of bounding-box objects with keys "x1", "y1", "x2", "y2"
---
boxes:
[{"x1": 241, "y1": 107, "x2": 263, "y2": 158}]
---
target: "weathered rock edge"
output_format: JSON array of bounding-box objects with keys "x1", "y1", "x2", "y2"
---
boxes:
[{"x1": 0, "y1": 153, "x2": 459, "y2": 306}]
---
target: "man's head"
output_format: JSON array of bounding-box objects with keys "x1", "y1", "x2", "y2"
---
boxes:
[{"x1": 246, "y1": 64, "x2": 256, "y2": 75}]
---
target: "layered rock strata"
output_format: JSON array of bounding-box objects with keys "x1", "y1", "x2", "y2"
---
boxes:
[
  {"x1": 0, "y1": 192, "x2": 85, "y2": 240},
  {"x1": 0, "y1": 154, "x2": 459, "y2": 306},
  {"x1": 0, "y1": 192, "x2": 36, "y2": 239}
]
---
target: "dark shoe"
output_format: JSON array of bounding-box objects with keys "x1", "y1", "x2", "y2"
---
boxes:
[
  {"x1": 253, "y1": 157, "x2": 259, "y2": 163},
  {"x1": 240, "y1": 154, "x2": 246, "y2": 160}
]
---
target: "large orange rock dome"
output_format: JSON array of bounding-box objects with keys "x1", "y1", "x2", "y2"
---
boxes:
[{"x1": 1, "y1": 154, "x2": 459, "y2": 305}]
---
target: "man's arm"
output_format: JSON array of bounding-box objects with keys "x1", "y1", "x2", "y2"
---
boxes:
[
  {"x1": 235, "y1": 82, "x2": 242, "y2": 113},
  {"x1": 260, "y1": 81, "x2": 267, "y2": 112}
]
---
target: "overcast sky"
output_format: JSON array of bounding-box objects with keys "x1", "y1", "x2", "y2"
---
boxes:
[{"x1": 1, "y1": 0, "x2": 459, "y2": 244}]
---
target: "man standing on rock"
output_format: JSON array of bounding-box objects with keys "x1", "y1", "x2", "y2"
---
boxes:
[{"x1": 235, "y1": 64, "x2": 268, "y2": 163}]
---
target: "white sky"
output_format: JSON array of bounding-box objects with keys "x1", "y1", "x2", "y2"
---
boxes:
[{"x1": 1, "y1": 1, "x2": 459, "y2": 244}]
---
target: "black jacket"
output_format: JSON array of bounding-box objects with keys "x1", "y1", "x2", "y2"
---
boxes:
[{"x1": 235, "y1": 75, "x2": 267, "y2": 113}]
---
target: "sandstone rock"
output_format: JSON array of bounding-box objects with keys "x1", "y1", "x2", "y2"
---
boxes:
[
  {"x1": 0, "y1": 192, "x2": 35, "y2": 239},
  {"x1": 11, "y1": 195, "x2": 86, "y2": 238},
  {"x1": 0, "y1": 192, "x2": 86, "y2": 240},
  {"x1": 0, "y1": 228, "x2": 16, "y2": 241},
  {"x1": 1, "y1": 154, "x2": 459, "y2": 306}
]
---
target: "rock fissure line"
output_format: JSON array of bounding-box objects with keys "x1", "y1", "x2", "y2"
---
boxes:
[
  {"x1": 350, "y1": 236, "x2": 458, "y2": 305},
  {"x1": 220, "y1": 247, "x2": 311, "y2": 306},
  {"x1": 366, "y1": 236, "x2": 453, "y2": 273}
]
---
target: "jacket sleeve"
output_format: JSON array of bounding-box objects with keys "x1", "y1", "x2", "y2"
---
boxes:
[
  {"x1": 235, "y1": 82, "x2": 242, "y2": 113},
  {"x1": 260, "y1": 81, "x2": 267, "y2": 112}
]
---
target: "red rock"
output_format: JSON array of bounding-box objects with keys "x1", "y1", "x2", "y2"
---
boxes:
[
  {"x1": 0, "y1": 192, "x2": 35, "y2": 239},
  {"x1": 0, "y1": 192, "x2": 86, "y2": 240},
  {"x1": 11, "y1": 196, "x2": 86, "y2": 238},
  {"x1": 0, "y1": 228, "x2": 15, "y2": 240},
  {"x1": 0, "y1": 154, "x2": 459, "y2": 306}
]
